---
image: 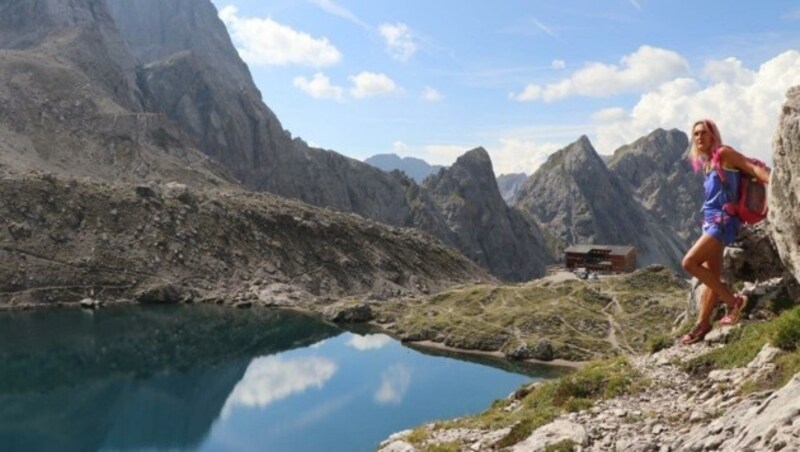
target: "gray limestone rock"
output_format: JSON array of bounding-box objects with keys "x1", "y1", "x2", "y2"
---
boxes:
[
  {"x1": 515, "y1": 135, "x2": 687, "y2": 271},
  {"x1": 103, "y1": 0, "x2": 549, "y2": 281},
  {"x1": 511, "y1": 419, "x2": 588, "y2": 451},
  {"x1": 496, "y1": 173, "x2": 528, "y2": 205},
  {"x1": 769, "y1": 86, "x2": 800, "y2": 284},
  {"x1": 423, "y1": 148, "x2": 552, "y2": 281},
  {"x1": 608, "y1": 128, "x2": 702, "y2": 249}
]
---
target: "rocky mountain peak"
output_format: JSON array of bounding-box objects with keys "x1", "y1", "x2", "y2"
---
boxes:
[
  {"x1": 448, "y1": 147, "x2": 497, "y2": 188},
  {"x1": 608, "y1": 128, "x2": 700, "y2": 248},
  {"x1": 539, "y1": 135, "x2": 606, "y2": 177},
  {"x1": 423, "y1": 148, "x2": 551, "y2": 281},
  {"x1": 515, "y1": 135, "x2": 687, "y2": 269},
  {"x1": 610, "y1": 128, "x2": 689, "y2": 172}
]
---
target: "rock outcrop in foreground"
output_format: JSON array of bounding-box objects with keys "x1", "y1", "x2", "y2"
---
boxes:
[
  {"x1": 0, "y1": 175, "x2": 489, "y2": 308},
  {"x1": 770, "y1": 86, "x2": 800, "y2": 284},
  {"x1": 379, "y1": 337, "x2": 800, "y2": 451}
]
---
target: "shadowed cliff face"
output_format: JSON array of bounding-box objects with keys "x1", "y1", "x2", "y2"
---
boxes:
[
  {"x1": 423, "y1": 148, "x2": 551, "y2": 281},
  {"x1": 769, "y1": 86, "x2": 800, "y2": 282},
  {"x1": 514, "y1": 136, "x2": 687, "y2": 270}
]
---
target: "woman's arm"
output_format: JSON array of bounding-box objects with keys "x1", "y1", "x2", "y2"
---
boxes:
[{"x1": 719, "y1": 146, "x2": 771, "y2": 185}]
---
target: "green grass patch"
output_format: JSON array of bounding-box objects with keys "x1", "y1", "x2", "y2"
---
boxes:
[
  {"x1": 494, "y1": 419, "x2": 535, "y2": 449},
  {"x1": 422, "y1": 442, "x2": 460, "y2": 452},
  {"x1": 684, "y1": 306, "x2": 800, "y2": 389},
  {"x1": 375, "y1": 270, "x2": 687, "y2": 361},
  {"x1": 647, "y1": 334, "x2": 673, "y2": 354},
  {"x1": 772, "y1": 307, "x2": 800, "y2": 351},
  {"x1": 545, "y1": 440, "x2": 578, "y2": 452},
  {"x1": 440, "y1": 356, "x2": 645, "y2": 448}
]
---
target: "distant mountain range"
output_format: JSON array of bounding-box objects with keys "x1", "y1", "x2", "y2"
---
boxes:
[
  {"x1": 496, "y1": 173, "x2": 528, "y2": 205},
  {"x1": 364, "y1": 154, "x2": 445, "y2": 183},
  {"x1": 0, "y1": 0, "x2": 703, "y2": 281}
]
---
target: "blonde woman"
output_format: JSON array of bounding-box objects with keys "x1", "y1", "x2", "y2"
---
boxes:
[{"x1": 680, "y1": 119, "x2": 771, "y2": 345}]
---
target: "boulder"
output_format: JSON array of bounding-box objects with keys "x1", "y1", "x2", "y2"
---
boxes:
[{"x1": 769, "y1": 86, "x2": 800, "y2": 284}]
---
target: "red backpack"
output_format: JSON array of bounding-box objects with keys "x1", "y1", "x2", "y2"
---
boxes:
[{"x1": 715, "y1": 158, "x2": 770, "y2": 225}]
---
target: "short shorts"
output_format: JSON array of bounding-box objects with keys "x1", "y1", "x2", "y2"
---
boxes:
[{"x1": 702, "y1": 215, "x2": 740, "y2": 245}]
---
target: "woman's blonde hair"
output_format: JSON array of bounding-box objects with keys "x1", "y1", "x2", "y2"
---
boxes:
[{"x1": 689, "y1": 119, "x2": 722, "y2": 172}]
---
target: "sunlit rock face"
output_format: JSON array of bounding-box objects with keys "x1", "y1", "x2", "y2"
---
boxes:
[
  {"x1": 0, "y1": 0, "x2": 141, "y2": 109},
  {"x1": 0, "y1": 0, "x2": 231, "y2": 185},
  {"x1": 769, "y1": 86, "x2": 800, "y2": 282}
]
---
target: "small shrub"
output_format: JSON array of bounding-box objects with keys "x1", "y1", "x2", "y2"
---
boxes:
[
  {"x1": 545, "y1": 440, "x2": 577, "y2": 452},
  {"x1": 405, "y1": 427, "x2": 429, "y2": 445},
  {"x1": 424, "y1": 442, "x2": 461, "y2": 452},
  {"x1": 495, "y1": 419, "x2": 534, "y2": 449},
  {"x1": 647, "y1": 334, "x2": 673, "y2": 354},
  {"x1": 552, "y1": 357, "x2": 641, "y2": 405},
  {"x1": 772, "y1": 308, "x2": 800, "y2": 351}
]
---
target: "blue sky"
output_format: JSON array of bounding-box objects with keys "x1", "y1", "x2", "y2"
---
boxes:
[{"x1": 211, "y1": 0, "x2": 800, "y2": 175}]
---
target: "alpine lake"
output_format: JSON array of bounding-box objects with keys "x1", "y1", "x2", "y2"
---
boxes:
[{"x1": 0, "y1": 304, "x2": 569, "y2": 452}]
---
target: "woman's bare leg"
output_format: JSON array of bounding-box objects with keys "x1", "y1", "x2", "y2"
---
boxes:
[
  {"x1": 697, "y1": 254, "x2": 723, "y2": 326},
  {"x1": 682, "y1": 234, "x2": 736, "y2": 323}
]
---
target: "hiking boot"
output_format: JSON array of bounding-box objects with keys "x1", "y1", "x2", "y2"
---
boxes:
[
  {"x1": 681, "y1": 323, "x2": 712, "y2": 345},
  {"x1": 720, "y1": 294, "x2": 748, "y2": 326}
]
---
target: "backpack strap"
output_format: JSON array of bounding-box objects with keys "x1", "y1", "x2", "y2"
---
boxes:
[{"x1": 712, "y1": 156, "x2": 738, "y2": 215}]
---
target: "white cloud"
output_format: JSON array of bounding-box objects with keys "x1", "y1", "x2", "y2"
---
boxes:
[
  {"x1": 379, "y1": 23, "x2": 417, "y2": 62},
  {"x1": 349, "y1": 71, "x2": 399, "y2": 98},
  {"x1": 592, "y1": 50, "x2": 800, "y2": 164},
  {"x1": 425, "y1": 144, "x2": 471, "y2": 164},
  {"x1": 422, "y1": 86, "x2": 443, "y2": 101},
  {"x1": 346, "y1": 333, "x2": 392, "y2": 351},
  {"x1": 222, "y1": 356, "x2": 337, "y2": 417},
  {"x1": 374, "y1": 364, "x2": 412, "y2": 405},
  {"x1": 309, "y1": 0, "x2": 369, "y2": 28},
  {"x1": 629, "y1": 0, "x2": 642, "y2": 11},
  {"x1": 490, "y1": 138, "x2": 562, "y2": 175},
  {"x1": 703, "y1": 57, "x2": 755, "y2": 84},
  {"x1": 513, "y1": 45, "x2": 690, "y2": 102},
  {"x1": 551, "y1": 59, "x2": 566, "y2": 70},
  {"x1": 531, "y1": 17, "x2": 559, "y2": 40},
  {"x1": 218, "y1": 6, "x2": 341, "y2": 67},
  {"x1": 592, "y1": 107, "x2": 628, "y2": 122},
  {"x1": 393, "y1": 140, "x2": 409, "y2": 154},
  {"x1": 293, "y1": 73, "x2": 344, "y2": 101}
]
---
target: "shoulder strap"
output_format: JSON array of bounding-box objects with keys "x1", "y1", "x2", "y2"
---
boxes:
[{"x1": 713, "y1": 160, "x2": 737, "y2": 203}]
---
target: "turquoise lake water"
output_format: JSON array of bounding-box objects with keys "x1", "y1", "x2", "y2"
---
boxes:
[{"x1": 0, "y1": 305, "x2": 566, "y2": 452}]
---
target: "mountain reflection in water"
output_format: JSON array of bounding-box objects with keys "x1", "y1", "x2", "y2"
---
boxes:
[
  {"x1": 0, "y1": 305, "x2": 567, "y2": 452},
  {"x1": 0, "y1": 305, "x2": 338, "y2": 452}
]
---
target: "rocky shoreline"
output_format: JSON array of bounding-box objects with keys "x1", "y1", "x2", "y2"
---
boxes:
[{"x1": 379, "y1": 327, "x2": 800, "y2": 451}]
